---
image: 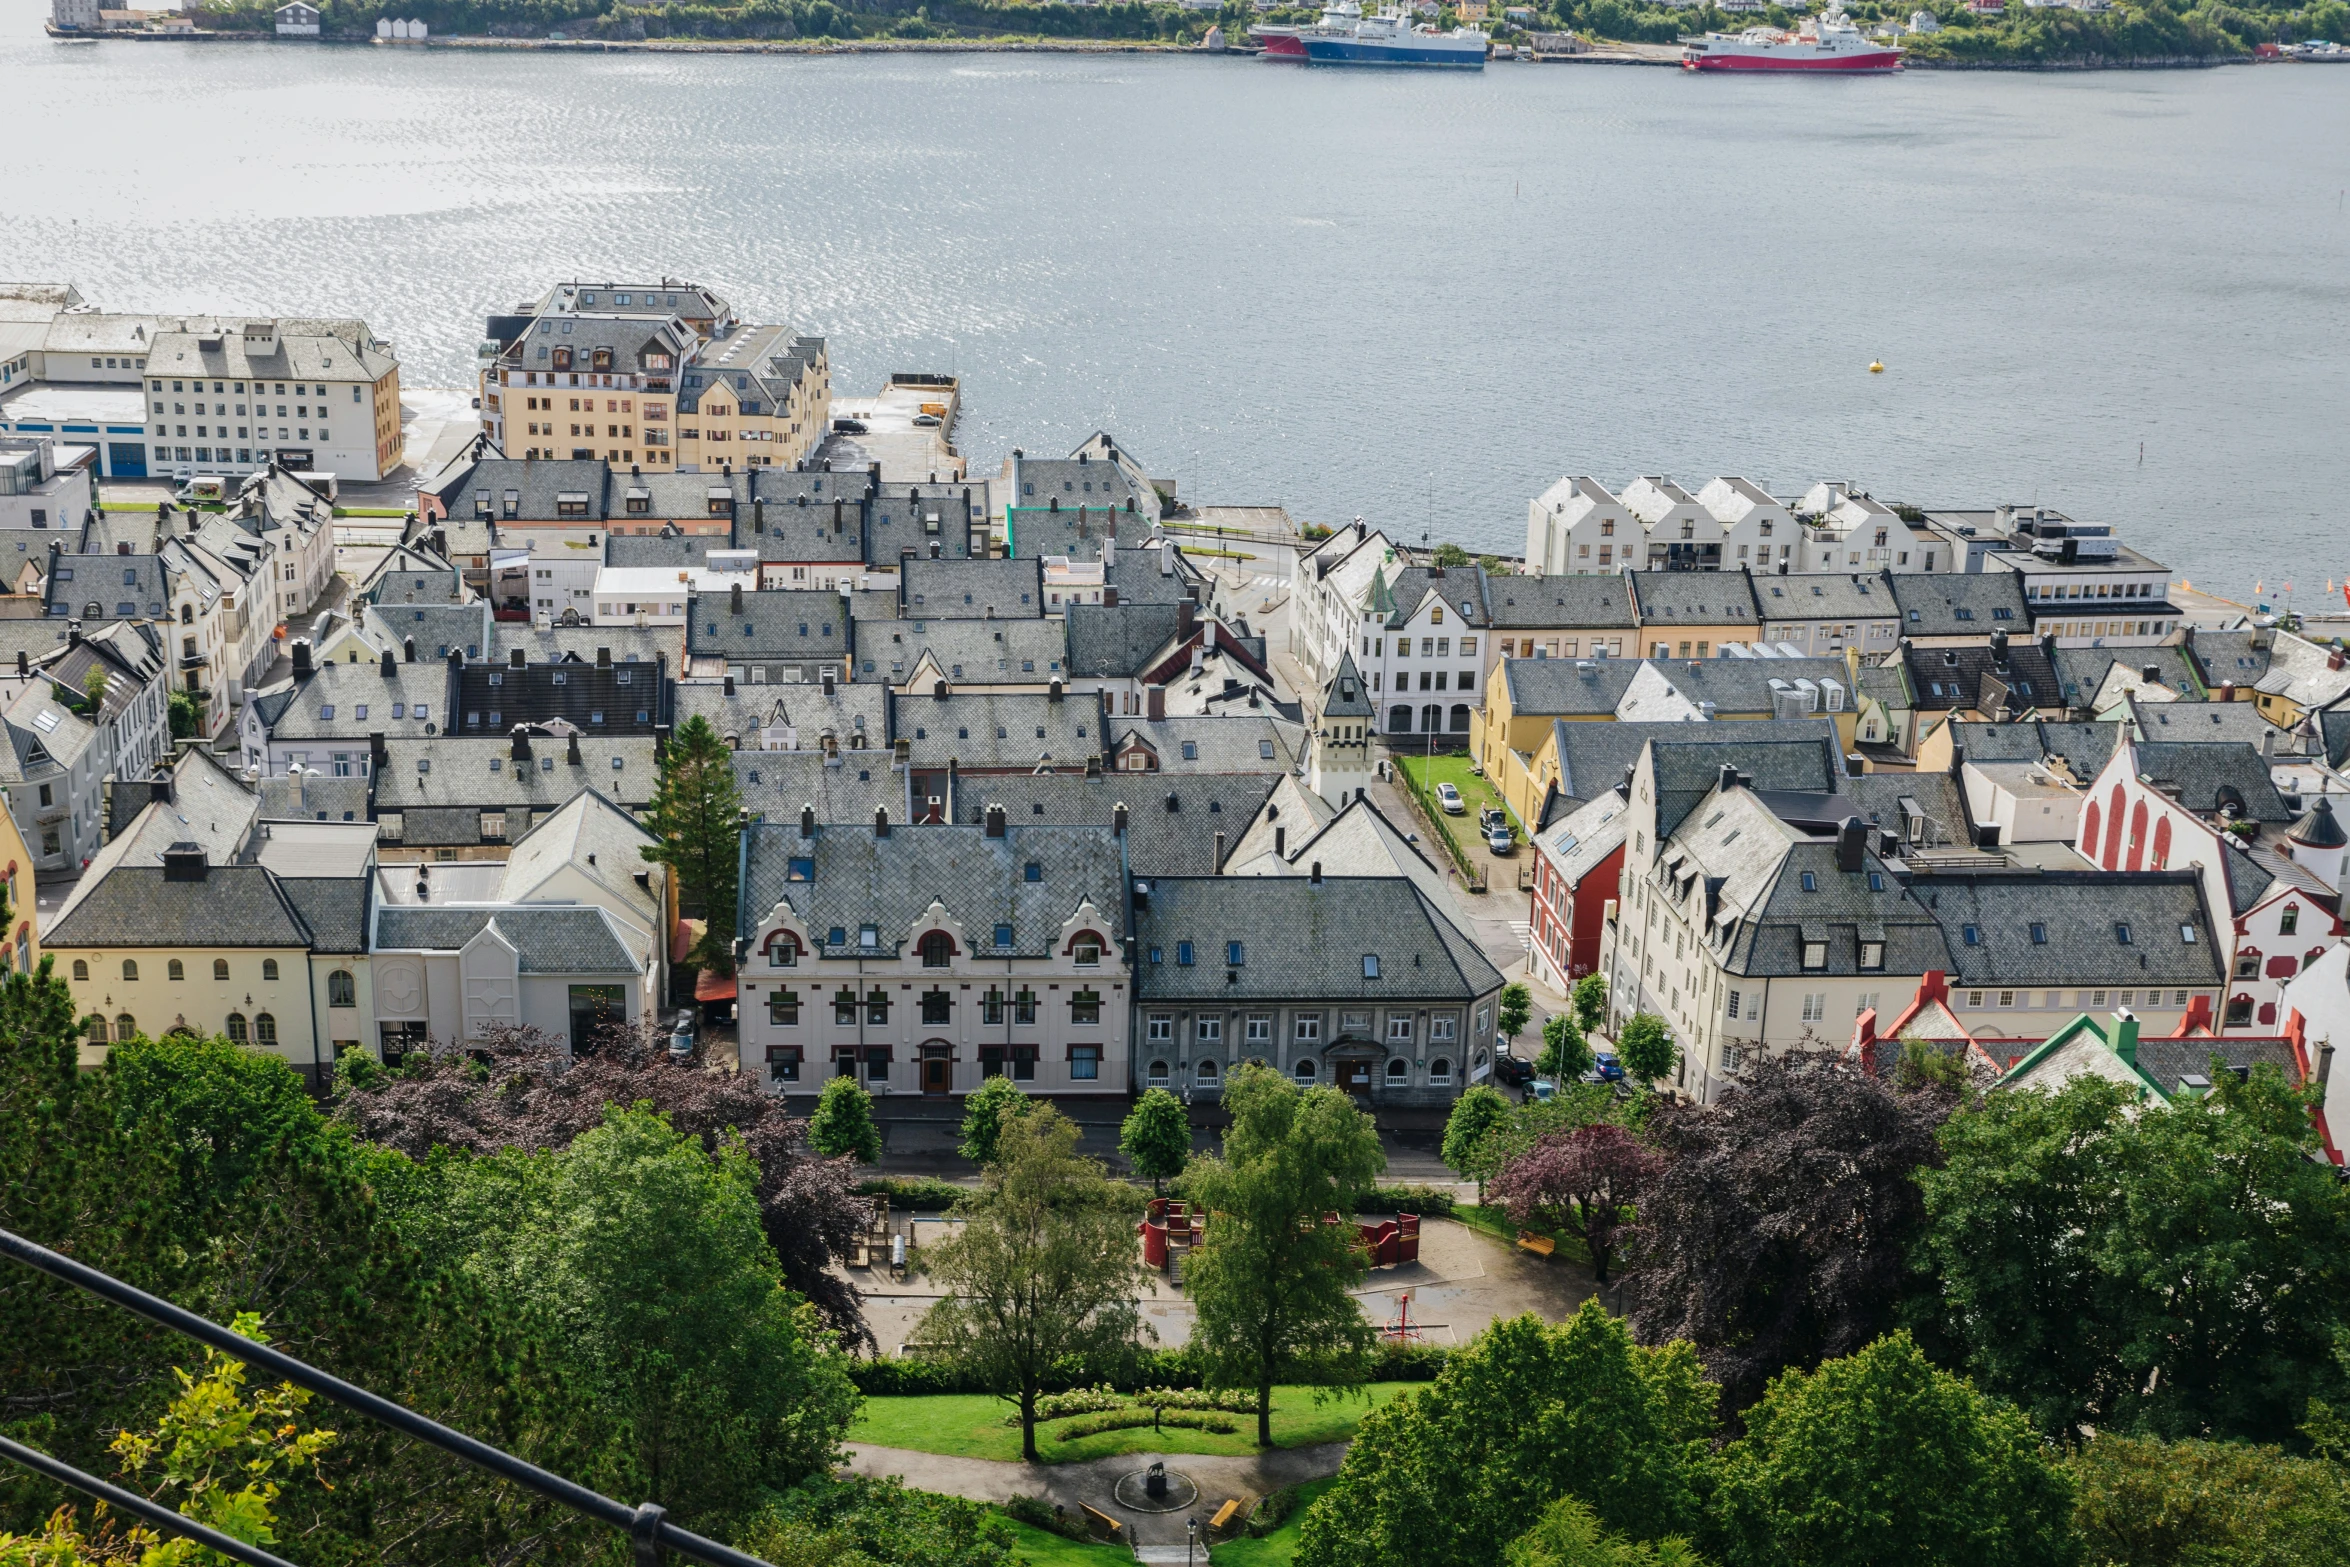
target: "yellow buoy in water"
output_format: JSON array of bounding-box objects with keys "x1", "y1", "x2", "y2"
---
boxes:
[{"x1": 1868, "y1": 360, "x2": 1885, "y2": 374}]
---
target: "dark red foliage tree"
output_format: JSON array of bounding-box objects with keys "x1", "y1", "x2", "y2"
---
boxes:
[
  {"x1": 1624, "y1": 1051, "x2": 1954, "y2": 1417},
  {"x1": 337, "y1": 1021, "x2": 874, "y2": 1343},
  {"x1": 1488, "y1": 1122, "x2": 1665, "y2": 1284}
]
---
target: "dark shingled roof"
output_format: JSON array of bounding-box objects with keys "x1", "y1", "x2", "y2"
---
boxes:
[
  {"x1": 1627, "y1": 570, "x2": 1761, "y2": 629},
  {"x1": 48, "y1": 865, "x2": 316, "y2": 949},
  {"x1": 738, "y1": 821, "x2": 1126, "y2": 958},
  {"x1": 278, "y1": 877, "x2": 372, "y2": 954},
  {"x1": 2134, "y1": 740, "x2": 2291, "y2": 823},
  {"x1": 686, "y1": 588, "x2": 850, "y2": 662},
  {"x1": 1065, "y1": 603, "x2": 1183, "y2": 680},
  {"x1": 859, "y1": 618, "x2": 1069, "y2": 685},
  {"x1": 1902, "y1": 642, "x2": 2062, "y2": 714},
  {"x1": 1132, "y1": 876, "x2": 1502, "y2": 1002},
  {"x1": 950, "y1": 773, "x2": 1281, "y2": 878},
  {"x1": 1909, "y1": 872, "x2": 2223, "y2": 989},
  {"x1": 1483, "y1": 575, "x2": 1638, "y2": 631},
  {"x1": 1888, "y1": 572, "x2": 2031, "y2": 637},
  {"x1": 373, "y1": 906, "x2": 643, "y2": 973},
  {"x1": 898, "y1": 557, "x2": 1044, "y2": 619},
  {"x1": 1550, "y1": 719, "x2": 1838, "y2": 812}
]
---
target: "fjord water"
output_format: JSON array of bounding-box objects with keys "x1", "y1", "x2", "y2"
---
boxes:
[{"x1": 7, "y1": 0, "x2": 2348, "y2": 596}]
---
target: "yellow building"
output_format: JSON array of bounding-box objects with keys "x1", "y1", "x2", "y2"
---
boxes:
[
  {"x1": 1627, "y1": 571, "x2": 1764, "y2": 661},
  {"x1": 0, "y1": 787, "x2": 40, "y2": 976}
]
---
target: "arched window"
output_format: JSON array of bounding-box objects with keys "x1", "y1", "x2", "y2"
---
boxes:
[
  {"x1": 919, "y1": 932, "x2": 953, "y2": 969},
  {"x1": 1428, "y1": 1058, "x2": 1453, "y2": 1085},
  {"x1": 1449, "y1": 704, "x2": 1471, "y2": 733},
  {"x1": 327, "y1": 970, "x2": 355, "y2": 1006},
  {"x1": 179, "y1": 603, "x2": 193, "y2": 625},
  {"x1": 1147, "y1": 1059, "x2": 1170, "y2": 1086},
  {"x1": 1385, "y1": 1057, "x2": 1409, "y2": 1082},
  {"x1": 766, "y1": 934, "x2": 799, "y2": 968},
  {"x1": 83, "y1": 1013, "x2": 107, "y2": 1042},
  {"x1": 1293, "y1": 1058, "x2": 1316, "y2": 1083},
  {"x1": 121, "y1": 959, "x2": 138, "y2": 982},
  {"x1": 225, "y1": 1012, "x2": 248, "y2": 1042},
  {"x1": 254, "y1": 1013, "x2": 277, "y2": 1045},
  {"x1": 114, "y1": 1014, "x2": 136, "y2": 1043},
  {"x1": 213, "y1": 958, "x2": 230, "y2": 980},
  {"x1": 1195, "y1": 1058, "x2": 1220, "y2": 1084},
  {"x1": 262, "y1": 958, "x2": 279, "y2": 982},
  {"x1": 1389, "y1": 707, "x2": 1412, "y2": 735},
  {"x1": 72, "y1": 959, "x2": 88, "y2": 981},
  {"x1": 167, "y1": 959, "x2": 185, "y2": 981},
  {"x1": 1420, "y1": 704, "x2": 1442, "y2": 733}
]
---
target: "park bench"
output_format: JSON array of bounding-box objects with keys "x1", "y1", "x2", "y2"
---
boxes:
[
  {"x1": 1516, "y1": 1231, "x2": 1556, "y2": 1258},
  {"x1": 1209, "y1": 1499, "x2": 1242, "y2": 1537},
  {"x1": 1078, "y1": 1503, "x2": 1124, "y2": 1543}
]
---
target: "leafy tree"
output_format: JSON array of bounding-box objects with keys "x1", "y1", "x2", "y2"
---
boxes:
[
  {"x1": 1571, "y1": 974, "x2": 1608, "y2": 1035},
  {"x1": 738, "y1": 1475, "x2": 1015, "y2": 1567},
  {"x1": 109, "y1": 1036, "x2": 322, "y2": 1224},
  {"x1": 1539, "y1": 1013, "x2": 1593, "y2": 1082},
  {"x1": 1614, "y1": 1013, "x2": 1674, "y2": 1087},
  {"x1": 1507, "y1": 1497, "x2": 1710, "y2": 1567},
  {"x1": 1707, "y1": 1333, "x2": 2077, "y2": 1567},
  {"x1": 1628, "y1": 1052, "x2": 1953, "y2": 1416},
  {"x1": 1914, "y1": 1066, "x2": 2350, "y2": 1444},
  {"x1": 1440, "y1": 1083, "x2": 1512, "y2": 1201},
  {"x1": 808, "y1": 1072, "x2": 885, "y2": 1169},
  {"x1": 429, "y1": 1106, "x2": 858, "y2": 1535},
  {"x1": 1431, "y1": 542, "x2": 1474, "y2": 568},
  {"x1": 166, "y1": 690, "x2": 198, "y2": 740},
  {"x1": 916, "y1": 1106, "x2": 1148, "y2": 1462},
  {"x1": 1118, "y1": 1087, "x2": 1191, "y2": 1193},
  {"x1": 1490, "y1": 1122, "x2": 1664, "y2": 1283},
  {"x1": 1894, "y1": 1035, "x2": 1974, "y2": 1094},
  {"x1": 640, "y1": 712, "x2": 743, "y2": 972},
  {"x1": 343, "y1": 1022, "x2": 873, "y2": 1335},
  {"x1": 2066, "y1": 1432, "x2": 2350, "y2": 1567},
  {"x1": 957, "y1": 1074, "x2": 1029, "y2": 1166},
  {"x1": 1297, "y1": 1304, "x2": 1714, "y2": 1567},
  {"x1": 1496, "y1": 983, "x2": 1532, "y2": 1050},
  {"x1": 1184, "y1": 1064, "x2": 1386, "y2": 1447},
  {"x1": 1, "y1": 1312, "x2": 337, "y2": 1566}
]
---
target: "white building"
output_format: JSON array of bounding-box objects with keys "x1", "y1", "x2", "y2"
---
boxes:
[
  {"x1": 590, "y1": 557, "x2": 756, "y2": 625},
  {"x1": 276, "y1": 1, "x2": 319, "y2": 32},
  {"x1": 0, "y1": 438, "x2": 94, "y2": 535}
]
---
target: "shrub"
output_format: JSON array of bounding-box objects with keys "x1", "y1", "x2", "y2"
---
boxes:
[
  {"x1": 1002, "y1": 1493, "x2": 1093, "y2": 1541},
  {"x1": 1251, "y1": 1482, "x2": 1308, "y2": 1537},
  {"x1": 1054, "y1": 1407, "x2": 1239, "y2": 1440},
  {"x1": 847, "y1": 1340, "x2": 1449, "y2": 1395},
  {"x1": 1357, "y1": 1184, "x2": 1457, "y2": 1216},
  {"x1": 857, "y1": 1175, "x2": 974, "y2": 1210}
]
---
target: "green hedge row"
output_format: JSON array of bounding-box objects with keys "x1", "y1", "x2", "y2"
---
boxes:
[
  {"x1": 1357, "y1": 1184, "x2": 1458, "y2": 1217},
  {"x1": 848, "y1": 1341, "x2": 1450, "y2": 1396}
]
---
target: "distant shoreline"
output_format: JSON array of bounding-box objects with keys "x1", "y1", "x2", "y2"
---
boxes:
[{"x1": 45, "y1": 22, "x2": 2268, "y2": 68}]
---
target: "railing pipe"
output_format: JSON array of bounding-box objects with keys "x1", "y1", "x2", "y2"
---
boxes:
[
  {"x1": 0, "y1": 1228, "x2": 776, "y2": 1567},
  {"x1": 0, "y1": 1434, "x2": 301, "y2": 1567}
]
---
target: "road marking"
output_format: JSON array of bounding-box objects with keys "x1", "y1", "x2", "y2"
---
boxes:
[{"x1": 1508, "y1": 921, "x2": 1534, "y2": 951}]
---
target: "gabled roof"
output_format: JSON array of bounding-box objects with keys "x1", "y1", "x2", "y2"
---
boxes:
[
  {"x1": 2133, "y1": 740, "x2": 2292, "y2": 823},
  {"x1": 1998, "y1": 1010, "x2": 2300, "y2": 1103},
  {"x1": 495, "y1": 787, "x2": 662, "y2": 930},
  {"x1": 1065, "y1": 603, "x2": 1184, "y2": 680},
  {"x1": 48, "y1": 863, "x2": 316, "y2": 949},
  {"x1": 1628, "y1": 570, "x2": 1761, "y2": 628},
  {"x1": 860, "y1": 617, "x2": 1066, "y2": 686},
  {"x1": 899, "y1": 557, "x2": 1044, "y2": 619},
  {"x1": 1755, "y1": 571, "x2": 1895, "y2": 622},
  {"x1": 1902, "y1": 642, "x2": 2061, "y2": 714},
  {"x1": 1907, "y1": 871, "x2": 2223, "y2": 989},
  {"x1": 1887, "y1": 572, "x2": 2031, "y2": 637},
  {"x1": 949, "y1": 772, "x2": 1280, "y2": 878},
  {"x1": 1480, "y1": 574, "x2": 1638, "y2": 631},
  {"x1": 686, "y1": 587, "x2": 850, "y2": 661},
  {"x1": 1548, "y1": 718, "x2": 1839, "y2": 814},
  {"x1": 1322, "y1": 652, "x2": 1375, "y2": 720},
  {"x1": 373, "y1": 904, "x2": 647, "y2": 973},
  {"x1": 1132, "y1": 876, "x2": 1501, "y2": 1003}
]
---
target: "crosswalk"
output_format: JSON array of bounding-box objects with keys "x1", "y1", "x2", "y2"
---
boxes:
[{"x1": 1508, "y1": 920, "x2": 1534, "y2": 953}]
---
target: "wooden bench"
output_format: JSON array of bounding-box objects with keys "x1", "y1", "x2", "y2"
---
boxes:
[
  {"x1": 1516, "y1": 1230, "x2": 1556, "y2": 1258},
  {"x1": 1078, "y1": 1503, "x2": 1124, "y2": 1543},
  {"x1": 1209, "y1": 1498, "x2": 1242, "y2": 1537}
]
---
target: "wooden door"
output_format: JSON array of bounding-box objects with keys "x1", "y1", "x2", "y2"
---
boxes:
[
  {"x1": 1338, "y1": 1060, "x2": 1372, "y2": 1093},
  {"x1": 923, "y1": 1056, "x2": 951, "y2": 1094}
]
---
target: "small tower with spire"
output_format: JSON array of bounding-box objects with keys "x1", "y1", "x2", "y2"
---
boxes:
[{"x1": 1308, "y1": 651, "x2": 1377, "y2": 809}]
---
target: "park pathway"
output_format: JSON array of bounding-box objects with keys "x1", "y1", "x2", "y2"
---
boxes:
[{"x1": 841, "y1": 1440, "x2": 1351, "y2": 1548}]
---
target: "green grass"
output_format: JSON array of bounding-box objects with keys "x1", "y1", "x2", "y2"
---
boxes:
[
  {"x1": 1213, "y1": 1479, "x2": 1339, "y2": 1567},
  {"x1": 1453, "y1": 1202, "x2": 1592, "y2": 1268},
  {"x1": 852, "y1": 1384, "x2": 1417, "y2": 1465},
  {"x1": 1394, "y1": 753, "x2": 1520, "y2": 872},
  {"x1": 334, "y1": 505, "x2": 411, "y2": 517},
  {"x1": 995, "y1": 1516, "x2": 1128, "y2": 1565}
]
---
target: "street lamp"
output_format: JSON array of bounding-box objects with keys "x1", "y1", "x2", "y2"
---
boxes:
[{"x1": 1187, "y1": 1516, "x2": 1201, "y2": 1566}]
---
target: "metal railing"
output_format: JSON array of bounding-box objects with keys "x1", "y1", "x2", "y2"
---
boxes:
[{"x1": 0, "y1": 1227, "x2": 779, "y2": 1567}]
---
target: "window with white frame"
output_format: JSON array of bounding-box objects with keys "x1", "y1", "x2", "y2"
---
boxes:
[
  {"x1": 1801, "y1": 993, "x2": 1826, "y2": 1023},
  {"x1": 1432, "y1": 1015, "x2": 1457, "y2": 1042},
  {"x1": 1726, "y1": 989, "x2": 1742, "y2": 1020},
  {"x1": 1295, "y1": 1015, "x2": 1322, "y2": 1043},
  {"x1": 1197, "y1": 1016, "x2": 1222, "y2": 1043},
  {"x1": 1386, "y1": 1015, "x2": 1414, "y2": 1042},
  {"x1": 1246, "y1": 1015, "x2": 1271, "y2": 1043},
  {"x1": 1148, "y1": 1015, "x2": 1173, "y2": 1042}
]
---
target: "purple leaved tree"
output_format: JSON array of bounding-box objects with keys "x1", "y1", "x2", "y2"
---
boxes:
[{"x1": 1488, "y1": 1121, "x2": 1665, "y2": 1284}]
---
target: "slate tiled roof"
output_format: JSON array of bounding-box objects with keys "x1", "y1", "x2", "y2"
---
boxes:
[
  {"x1": 1756, "y1": 571, "x2": 1895, "y2": 625},
  {"x1": 1484, "y1": 575, "x2": 1638, "y2": 631},
  {"x1": 1842, "y1": 771, "x2": 1969, "y2": 850},
  {"x1": 686, "y1": 588, "x2": 850, "y2": 662},
  {"x1": 1106, "y1": 548, "x2": 1200, "y2": 607},
  {"x1": 257, "y1": 774, "x2": 371, "y2": 823},
  {"x1": 1132, "y1": 876, "x2": 1502, "y2": 1003},
  {"x1": 2128, "y1": 699, "x2": 2283, "y2": 748},
  {"x1": 2053, "y1": 644, "x2": 2203, "y2": 707},
  {"x1": 1903, "y1": 643, "x2": 2061, "y2": 713},
  {"x1": 898, "y1": 692, "x2": 1100, "y2": 770},
  {"x1": 1065, "y1": 603, "x2": 1183, "y2": 679},
  {"x1": 1628, "y1": 571, "x2": 1761, "y2": 630},
  {"x1": 1106, "y1": 715, "x2": 1304, "y2": 776},
  {"x1": 1380, "y1": 566, "x2": 1489, "y2": 629},
  {"x1": 734, "y1": 750, "x2": 904, "y2": 826},
  {"x1": 277, "y1": 876, "x2": 371, "y2": 953},
  {"x1": 360, "y1": 603, "x2": 493, "y2": 664},
  {"x1": 951, "y1": 773, "x2": 1281, "y2": 878},
  {"x1": 605, "y1": 531, "x2": 737, "y2": 570},
  {"x1": 489, "y1": 622, "x2": 677, "y2": 668},
  {"x1": 738, "y1": 821, "x2": 1126, "y2": 958},
  {"x1": 675, "y1": 683, "x2": 886, "y2": 750},
  {"x1": 860, "y1": 618, "x2": 1069, "y2": 685},
  {"x1": 47, "y1": 865, "x2": 315, "y2": 949},
  {"x1": 1948, "y1": 719, "x2": 2121, "y2": 784},
  {"x1": 1551, "y1": 719, "x2": 1837, "y2": 810},
  {"x1": 2134, "y1": 1037, "x2": 2301, "y2": 1098},
  {"x1": 865, "y1": 483, "x2": 975, "y2": 564},
  {"x1": 1503, "y1": 654, "x2": 1857, "y2": 719},
  {"x1": 1907, "y1": 872, "x2": 2222, "y2": 988},
  {"x1": 2185, "y1": 629, "x2": 2274, "y2": 691},
  {"x1": 266, "y1": 660, "x2": 450, "y2": 741},
  {"x1": 898, "y1": 557, "x2": 1044, "y2": 619},
  {"x1": 2134, "y1": 740, "x2": 2291, "y2": 823},
  {"x1": 373, "y1": 905, "x2": 645, "y2": 973},
  {"x1": 373, "y1": 736, "x2": 660, "y2": 813},
  {"x1": 1889, "y1": 573, "x2": 2031, "y2": 637}
]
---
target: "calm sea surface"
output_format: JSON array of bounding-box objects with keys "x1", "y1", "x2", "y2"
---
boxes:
[{"x1": 7, "y1": 2, "x2": 2349, "y2": 597}]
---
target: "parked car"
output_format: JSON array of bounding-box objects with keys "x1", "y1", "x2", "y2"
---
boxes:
[
  {"x1": 832, "y1": 418, "x2": 868, "y2": 434},
  {"x1": 1531, "y1": 1077, "x2": 1556, "y2": 1102},
  {"x1": 1436, "y1": 782, "x2": 1466, "y2": 814},
  {"x1": 1492, "y1": 1052, "x2": 1534, "y2": 1088},
  {"x1": 1487, "y1": 823, "x2": 1513, "y2": 854},
  {"x1": 1585, "y1": 1051, "x2": 1625, "y2": 1084}
]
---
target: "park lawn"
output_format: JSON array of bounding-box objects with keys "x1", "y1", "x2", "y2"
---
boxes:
[
  {"x1": 1453, "y1": 1203, "x2": 1591, "y2": 1267},
  {"x1": 853, "y1": 1384, "x2": 1418, "y2": 1465},
  {"x1": 994, "y1": 1516, "x2": 1128, "y2": 1565},
  {"x1": 1212, "y1": 1479, "x2": 1339, "y2": 1567}
]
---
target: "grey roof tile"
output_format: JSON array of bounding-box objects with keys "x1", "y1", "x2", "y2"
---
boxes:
[
  {"x1": 47, "y1": 864, "x2": 315, "y2": 949},
  {"x1": 1908, "y1": 872, "x2": 2223, "y2": 988},
  {"x1": 1132, "y1": 876, "x2": 1503, "y2": 1003},
  {"x1": 373, "y1": 905, "x2": 644, "y2": 973}
]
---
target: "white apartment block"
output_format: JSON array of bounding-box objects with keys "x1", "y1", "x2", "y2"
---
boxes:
[{"x1": 1525, "y1": 474, "x2": 1953, "y2": 580}]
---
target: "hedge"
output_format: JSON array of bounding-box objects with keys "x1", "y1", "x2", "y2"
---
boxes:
[
  {"x1": 848, "y1": 1340, "x2": 1450, "y2": 1396},
  {"x1": 1356, "y1": 1184, "x2": 1458, "y2": 1217},
  {"x1": 855, "y1": 1176, "x2": 972, "y2": 1211}
]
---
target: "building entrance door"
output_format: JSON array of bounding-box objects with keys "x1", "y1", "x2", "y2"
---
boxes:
[
  {"x1": 923, "y1": 1055, "x2": 951, "y2": 1094},
  {"x1": 1335, "y1": 1059, "x2": 1373, "y2": 1093}
]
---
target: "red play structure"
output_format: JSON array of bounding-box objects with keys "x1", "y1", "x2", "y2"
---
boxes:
[{"x1": 1141, "y1": 1200, "x2": 1419, "y2": 1276}]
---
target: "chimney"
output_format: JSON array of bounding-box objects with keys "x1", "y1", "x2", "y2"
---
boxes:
[
  {"x1": 730, "y1": 581, "x2": 744, "y2": 616},
  {"x1": 925, "y1": 794, "x2": 944, "y2": 825},
  {"x1": 447, "y1": 646, "x2": 463, "y2": 670},
  {"x1": 1147, "y1": 686, "x2": 1166, "y2": 721},
  {"x1": 370, "y1": 731, "x2": 387, "y2": 772},
  {"x1": 1990, "y1": 628, "x2": 2009, "y2": 667},
  {"x1": 655, "y1": 723, "x2": 671, "y2": 760},
  {"x1": 1718, "y1": 762, "x2": 1739, "y2": 793},
  {"x1": 2142, "y1": 664, "x2": 2162, "y2": 684},
  {"x1": 2112, "y1": 1013, "x2": 2140, "y2": 1067},
  {"x1": 874, "y1": 805, "x2": 891, "y2": 839},
  {"x1": 380, "y1": 647, "x2": 397, "y2": 678},
  {"x1": 1178, "y1": 600, "x2": 1195, "y2": 640},
  {"x1": 2330, "y1": 648, "x2": 2346, "y2": 674},
  {"x1": 1274, "y1": 825, "x2": 1287, "y2": 858},
  {"x1": 1113, "y1": 801, "x2": 1129, "y2": 837},
  {"x1": 2321, "y1": 1042, "x2": 2337, "y2": 1092},
  {"x1": 160, "y1": 842, "x2": 208, "y2": 882},
  {"x1": 985, "y1": 803, "x2": 1007, "y2": 838},
  {"x1": 1049, "y1": 678, "x2": 1064, "y2": 703},
  {"x1": 291, "y1": 640, "x2": 312, "y2": 679},
  {"x1": 1159, "y1": 544, "x2": 1174, "y2": 577},
  {"x1": 150, "y1": 773, "x2": 173, "y2": 806},
  {"x1": 597, "y1": 645, "x2": 612, "y2": 669},
  {"x1": 1214, "y1": 830, "x2": 1226, "y2": 871},
  {"x1": 12, "y1": 651, "x2": 23, "y2": 678},
  {"x1": 1835, "y1": 815, "x2": 1866, "y2": 873},
  {"x1": 2039, "y1": 632, "x2": 2057, "y2": 661},
  {"x1": 1309, "y1": 860, "x2": 1323, "y2": 885},
  {"x1": 511, "y1": 646, "x2": 526, "y2": 669},
  {"x1": 512, "y1": 726, "x2": 532, "y2": 762},
  {"x1": 403, "y1": 635, "x2": 416, "y2": 663},
  {"x1": 754, "y1": 498, "x2": 766, "y2": 535},
  {"x1": 567, "y1": 732, "x2": 583, "y2": 766}
]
